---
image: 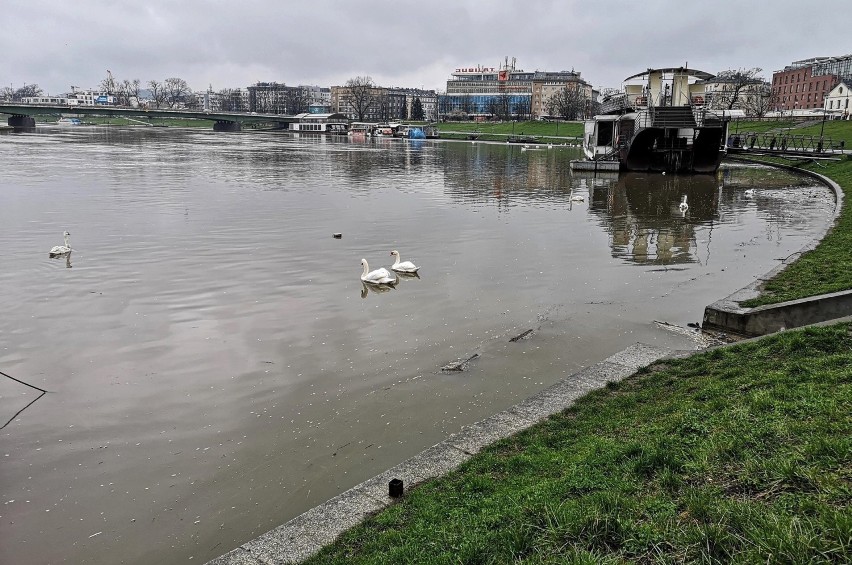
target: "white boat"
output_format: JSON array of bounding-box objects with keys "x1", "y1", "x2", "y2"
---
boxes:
[
  {"x1": 584, "y1": 67, "x2": 730, "y2": 174},
  {"x1": 57, "y1": 117, "x2": 82, "y2": 126}
]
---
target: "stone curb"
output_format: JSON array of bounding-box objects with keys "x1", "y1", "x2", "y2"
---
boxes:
[
  {"x1": 703, "y1": 162, "x2": 851, "y2": 336},
  {"x1": 205, "y1": 342, "x2": 674, "y2": 565}
]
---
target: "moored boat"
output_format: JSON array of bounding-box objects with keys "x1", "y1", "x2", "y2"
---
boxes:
[{"x1": 583, "y1": 67, "x2": 729, "y2": 174}]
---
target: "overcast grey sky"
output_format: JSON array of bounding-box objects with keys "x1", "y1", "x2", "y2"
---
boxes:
[{"x1": 2, "y1": 0, "x2": 850, "y2": 95}]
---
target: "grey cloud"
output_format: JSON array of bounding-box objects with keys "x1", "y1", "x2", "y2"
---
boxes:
[{"x1": 2, "y1": 0, "x2": 850, "y2": 95}]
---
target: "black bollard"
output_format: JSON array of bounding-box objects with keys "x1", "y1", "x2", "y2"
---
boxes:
[{"x1": 388, "y1": 478, "x2": 404, "y2": 498}]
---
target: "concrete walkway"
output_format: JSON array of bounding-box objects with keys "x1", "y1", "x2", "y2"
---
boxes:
[{"x1": 207, "y1": 342, "x2": 678, "y2": 565}]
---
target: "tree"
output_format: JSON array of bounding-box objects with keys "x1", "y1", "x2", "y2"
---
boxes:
[
  {"x1": 411, "y1": 97, "x2": 424, "y2": 121},
  {"x1": 547, "y1": 86, "x2": 585, "y2": 120},
  {"x1": 13, "y1": 84, "x2": 43, "y2": 101},
  {"x1": 163, "y1": 77, "x2": 192, "y2": 108},
  {"x1": 344, "y1": 76, "x2": 378, "y2": 121},
  {"x1": 375, "y1": 93, "x2": 392, "y2": 122},
  {"x1": 217, "y1": 89, "x2": 245, "y2": 112},
  {"x1": 122, "y1": 79, "x2": 141, "y2": 107},
  {"x1": 709, "y1": 68, "x2": 764, "y2": 111},
  {"x1": 286, "y1": 88, "x2": 308, "y2": 114},
  {"x1": 148, "y1": 80, "x2": 166, "y2": 109},
  {"x1": 100, "y1": 71, "x2": 116, "y2": 96},
  {"x1": 513, "y1": 97, "x2": 531, "y2": 121},
  {"x1": 743, "y1": 82, "x2": 778, "y2": 118},
  {"x1": 0, "y1": 86, "x2": 13, "y2": 101}
]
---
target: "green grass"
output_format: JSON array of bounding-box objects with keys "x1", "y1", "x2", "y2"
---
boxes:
[
  {"x1": 437, "y1": 121, "x2": 584, "y2": 143},
  {"x1": 730, "y1": 121, "x2": 852, "y2": 307},
  {"x1": 730, "y1": 118, "x2": 852, "y2": 147},
  {"x1": 306, "y1": 323, "x2": 852, "y2": 564}
]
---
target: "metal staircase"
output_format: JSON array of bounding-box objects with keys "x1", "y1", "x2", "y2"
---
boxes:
[{"x1": 651, "y1": 106, "x2": 697, "y2": 129}]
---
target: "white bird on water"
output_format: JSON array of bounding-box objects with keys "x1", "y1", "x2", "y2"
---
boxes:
[
  {"x1": 49, "y1": 231, "x2": 72, "y2": 257},
  {"x1": 679, "y1": 195, "x2": 689, "y2": 213},
  {"x1": 390, "y1": 250, "x2": 420, "y2": 273},
  {"x1": 360, "y1": 258, "x2": 396, "y2": 285}
]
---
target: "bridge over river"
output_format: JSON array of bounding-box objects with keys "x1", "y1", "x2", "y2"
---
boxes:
[{"x1": 0, "y1": 103, "x2": 299, "y2": 132}]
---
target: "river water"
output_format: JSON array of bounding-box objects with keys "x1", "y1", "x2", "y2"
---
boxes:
[{"x1": 0, "y1": 127, "x2": 835, "y2": 564}]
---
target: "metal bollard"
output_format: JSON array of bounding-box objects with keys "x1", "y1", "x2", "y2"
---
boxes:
[{"x1": 388, "y1": 478, "x2": 404, "y2": 498}]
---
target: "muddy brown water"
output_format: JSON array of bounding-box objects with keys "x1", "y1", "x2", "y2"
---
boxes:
[{"x1": 0, "y1": 127, "x2": 834, "y2": 564}]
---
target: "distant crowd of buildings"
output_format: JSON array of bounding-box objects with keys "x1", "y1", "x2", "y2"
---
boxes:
[{"x1": 12, "y1": 53, "x2": 852, "y2": 121}]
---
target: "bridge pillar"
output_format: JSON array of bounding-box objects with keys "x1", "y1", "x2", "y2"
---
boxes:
[
  {"x1": 213, "y1": 120, "x2": 241, "y2": 132},
  {"x1": 8, "y1": 115, "x2": 36, "y2": 132}
]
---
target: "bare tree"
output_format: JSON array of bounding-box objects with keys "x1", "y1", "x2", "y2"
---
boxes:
[
  {"x1": 344, "y1": 76, "x2": 378, "y2": 121},
  {"x1": 184, "y1": 93, "x2": 201, "y2": 110},
  {"x1": 709, "y1": 68, "x2": 764, "y2": 111},
  {"x1": 286, "y1": 88, "x2": 308, "y2": 114},
  {"x1": 217, "y1": 89, "x2": 245, "y2": 112},
  {"x1": 547, "y1": 86, "x2": 585, "y2": 120},
  {"x1": 100, "y1": 71, "x2": 116, "y2": 96},
  {"x1": 743, "y1": 82, "x2": 778, "y2": 118},
  {"x1": 119, "y1": 79, "x2": 141, "y2": 106},
  {"x1": 163, "y1": 77, "x2": 192, "y2": 108},
  {"x1": 0, "y1": 86, "x2": 14, "y2": 101},
  {"x1": 376, "y1": 93, "x2": 393, "y2": 122},
  {"x1": 13, "y1": 84, "x2": 44, "y2": 101},
  {"x1": 513, "y1": 97, "x2": 532, "y2": 121},
  {"x1": 148, "y1": 80, "x2": 166, "y2": 108}
]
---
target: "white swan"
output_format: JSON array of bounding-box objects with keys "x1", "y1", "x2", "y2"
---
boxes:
[
  {"x1": 360, "y1": 258, "x2": 396, "y2": 285},
  {"x1": 389, "y1": 250, "x2": 419, "y2": 274},
  {"x1": 49, "y1": 231, "x2": 72, "y2": 257},
  {"x1": 679, "y1": 195, "x2": 689, "y2": 212},
  {"x1": 570, "y1": 194, "x2": 585, "y2": 202}
]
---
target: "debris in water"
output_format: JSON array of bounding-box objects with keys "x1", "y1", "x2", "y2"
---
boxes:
[
  {"x1": 332, "y1": 233, "x2": 342, "y2": 239},
  {"x1": 509, "y1": 329, "x2": 534, "y2": 342},
  {"x1": 441, "y1": 354, "x2": 479, "y2": 373}
]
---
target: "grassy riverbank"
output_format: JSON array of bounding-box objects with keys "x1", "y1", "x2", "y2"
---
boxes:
[
  {"x1": 728, "y1": 119, "x2": 852, "y2": 307},
  {"x1": 307, "y1": 322, "x2": 851, "y2": 564},
  {"x1": 436, "y1": 120, "x2": 584, "y2": 143}
]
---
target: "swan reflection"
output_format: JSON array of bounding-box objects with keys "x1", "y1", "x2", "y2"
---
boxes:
[
  {"x1": 361, "y1": 281, "x2": 395, "y2": 299},
  {"x1": 394, "y1": 271, "x2": 421, "y2": 280},
  {"x1": 49, "y1": 251, "x2": 73, "y2": 268}
]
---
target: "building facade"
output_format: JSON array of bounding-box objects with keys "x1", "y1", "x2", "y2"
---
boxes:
[
  {"x1": 824, "y1": 80, "x2": 851, "y2": 119},
  {"x1": 300, "y1": 85, "x2": 332, "y2": 113},
  {"x1": 246, "y1": 82, "x2": 308, "y2": 114},
  {"x1": 331, "y1": 85, "x2": 437, "y2": 122},
  {"x1": 22, "y1": 88, "x2": 115, "y2": 106},
  {"x1": 698, "y1": 76, "x2": 770, "y2": 116},
  {"x1": 441, "y1": 58, "x2": 591, "y2": 120},
  {"x1": 771, "y1": 54, "x2": 852, "y2": 112}
]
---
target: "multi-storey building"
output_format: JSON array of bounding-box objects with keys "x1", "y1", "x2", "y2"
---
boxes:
[
  {"x1": 771, "y1": 54, "x2": 852, "y2": 112},
  {"x1": 246, "y1": 82, "x2": 308, "y2": 114},
  {"x1": 300, "y1": 85, "x2": 332, "y2": 113},
  {"x1": 441, "y1": 58, "x2": 592, "y2": 120},
  {"x1": 331, "y1": 85, "x2": 437, "y2": 122}
]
